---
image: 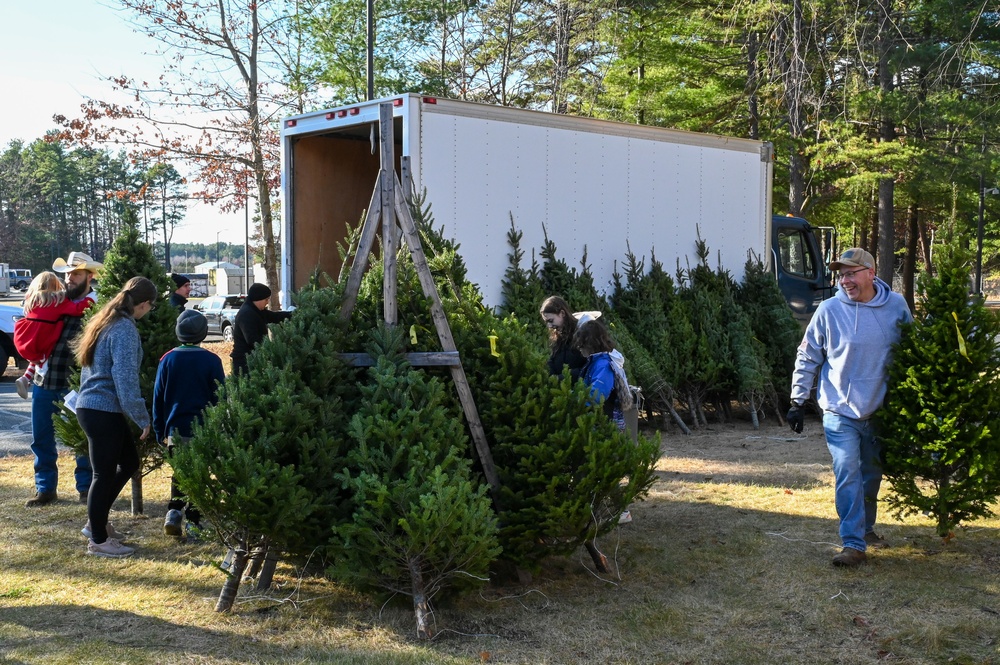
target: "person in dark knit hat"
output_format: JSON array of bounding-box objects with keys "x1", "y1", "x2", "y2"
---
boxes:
[
  {"x1": 153, "y1": 309, "x2": 225, "y2": 540},
  {"x1": 230, "y1": 283, "x2": 293, "y2": 376},
  {"x1": 169, "y1": 273, "x2": 192, "y2": 313}
]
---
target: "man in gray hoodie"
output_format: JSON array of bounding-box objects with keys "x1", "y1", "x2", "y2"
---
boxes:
[{"x1": 787, "y1": 248, "x2": 912, "y2": 567}]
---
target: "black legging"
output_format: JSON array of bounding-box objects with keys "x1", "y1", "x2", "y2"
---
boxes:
[{"x1": 77, "y1": 407, "x2": 140, "y2": 544}]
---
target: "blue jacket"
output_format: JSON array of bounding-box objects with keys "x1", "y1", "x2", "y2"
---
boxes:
[
  {"x1": 153, "y1": 345, "x2": 225, "y2": 441},
  {"x1": 791, "y1": 278, "x2": 911, "y2": 420}
]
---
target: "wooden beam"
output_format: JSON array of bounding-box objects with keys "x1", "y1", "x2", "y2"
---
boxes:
[
  {"x1": 339, "y1": 179, "x2": 383, "y2": 320},
  {"x1": 392, "y1": 173, "x2": 502, "y2": 499},
  {"x1": 379, "y1": 103, "x2": 397, "y2": 326},
  {"x1": 337, "y1": 351, "x2": 462, "y2": 367}
]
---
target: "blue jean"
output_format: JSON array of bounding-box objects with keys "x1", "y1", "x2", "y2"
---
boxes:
[
  {"x1": 823, "y1": 413, "x2": 881, "y2": 552},
  {"x1": 31, "y1": 386, "x2": 92, "y2": 494}
]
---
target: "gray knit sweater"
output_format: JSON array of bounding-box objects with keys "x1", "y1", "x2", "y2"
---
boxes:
[{"x1": 78, "y1": 316, "x2": 150, "y2": 429}]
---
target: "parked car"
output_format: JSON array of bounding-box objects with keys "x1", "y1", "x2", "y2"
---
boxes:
[
  {"x1": 194, "y1": 294, "x2": 245, "y2": 342},
  {"x1": 0, "y1": 302, "x2": 27, "y2": 372},
  {"x1": 9, "y1": 269, "x2": 32, "y2": 291}
]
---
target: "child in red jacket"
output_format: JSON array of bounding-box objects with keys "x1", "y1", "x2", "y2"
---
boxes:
[{"x1": 14, "y1": 271, "x2": 95, "y2": 398}]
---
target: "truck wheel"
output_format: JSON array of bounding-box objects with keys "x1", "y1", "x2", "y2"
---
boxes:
[
  {"x1": 15, "y1": 280, "x2": 28, "y2": 291},
  {"x1": 0, "y1": 346, "x2": 8, "y2": 377},
  {"x1": 222, "y1": 324, "x2": 234, "y2": 343}
]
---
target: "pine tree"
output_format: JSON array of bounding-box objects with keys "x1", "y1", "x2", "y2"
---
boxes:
[
  {"x1": 449, "y1": 302, "x2": 659, "y2": 571},
  {"x1": 171, "y1": 284, "x2": 361, "y2": 611},
  {"x1": 736, "y1": 256, "x2": 802, "y2": 420},
  {"x1": 52, "y1": 206, "x2": 177, "y2": 513},
  {"x1": 878, "y1": 245, "x2": 1000, "y2": 538},
  {"x1": 328, "y1": 326, "x2": 500, "y2": 640}
]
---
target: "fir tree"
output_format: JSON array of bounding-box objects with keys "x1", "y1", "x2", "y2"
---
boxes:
[
  {"x1": 328, "y1": 326, "x2": 500, "y2": 640},
  {"x1": 736, "y1": 255, "x2": 802, "y2": 419},
  {"x1": 448, "y1": 302, "x2": 659, "y2": 571},
  {"x1": 172, "y1": 284, "x2": 361, "y2": 611},
  {"x1": 53, "y1": 206, "x2": 178, "y2": 513},
  {"x1": 877, "y1": 245, "x2": 1000, "y2": 538}
]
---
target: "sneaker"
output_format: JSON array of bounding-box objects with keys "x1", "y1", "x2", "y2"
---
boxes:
[
  {"x1": 81, "y1": 521, "x2": 124, "y2": 541},
  {"x1": 618, "y1": 510, "x2": 632, "y2": 524},
  {"x1": 864, "y1": 531, "x2": 890, "y2": 549},
  {"x1": 832, "y1": 547, "x2": 867, "y2": 567},
  {"x1": 15, "y1": 376, "x2": 30, "y2": 399},
  {"x1": 25, "y1": 491, "x2": 57, "y2": 507},
  {"x1": 79, "y1": 491, "x2": 89, "y2": 505},
  {"x1": 164, "y1": 509, "x2": 183, "y2": 537},
  {"x1": 87, "y1": 538, "x2": 135, "y2": 558}
]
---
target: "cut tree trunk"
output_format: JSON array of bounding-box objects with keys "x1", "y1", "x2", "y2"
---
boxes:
[{"x1": 216, "y1": 542, "x2": 249, "y2": 612}]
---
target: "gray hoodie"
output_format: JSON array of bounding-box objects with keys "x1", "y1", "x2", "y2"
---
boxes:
[{"x1": 790, "y1": 277, "x2": 911, "y2": 420}]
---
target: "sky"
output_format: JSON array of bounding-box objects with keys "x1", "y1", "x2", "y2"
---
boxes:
[{"x1": 0, "y1": 1, "x2": 246, "y2": 246}]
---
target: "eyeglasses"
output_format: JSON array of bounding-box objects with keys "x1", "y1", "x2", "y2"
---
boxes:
[
  {"x1": 837, "y1": 267, "x2": 869, "y2": 281},
  {"x1": 147, "y1": 302, "x2": 157, "y2": 312}
]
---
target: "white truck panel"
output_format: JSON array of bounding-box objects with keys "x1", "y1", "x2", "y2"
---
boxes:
[{"x1": 417, "y1": 101, "x2": 768, "y2": 305}]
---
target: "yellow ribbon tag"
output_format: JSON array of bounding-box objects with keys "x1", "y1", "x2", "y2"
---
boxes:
[
  {"x1": 488, "y1": 335, "x2": 500, "y2": 357},
  {"x1": 409, "y1": 325, "x2": 418, "y2": 345},
  {"x1": 952, "y1": 312, "x2": 970, "y2": 362}
]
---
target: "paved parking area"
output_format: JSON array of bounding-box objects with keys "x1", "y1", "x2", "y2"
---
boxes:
[{"x1": 0, "y1": 374, "x2": 33, "y2": 457}]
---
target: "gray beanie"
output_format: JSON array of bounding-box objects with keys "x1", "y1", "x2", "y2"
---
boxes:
[{"x1": 176, "y1": 309, "x2": 208, "y2": 344}]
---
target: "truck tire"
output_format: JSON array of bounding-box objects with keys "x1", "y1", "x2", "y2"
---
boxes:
[
  {"x1": 15, "y1": 280, "x2": 28, "y2": 291},
  {"x1": 222, "y1": 323, "x2": 234, "y2": 343},
  {"x1": 0, "y1": 344, "x2": 8, "y2": 377}
]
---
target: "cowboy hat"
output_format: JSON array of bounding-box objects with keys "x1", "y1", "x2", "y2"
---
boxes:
[{"x1": 52, "y1": 251, "x2": 103, "y2": 275}]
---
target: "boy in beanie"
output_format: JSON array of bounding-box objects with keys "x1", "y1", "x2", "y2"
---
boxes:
[
  {"x1": 153, "y1": 309, "x2": 225, "y2": 539},
  {"x1": 230, "y1": 282, "x2": 293, "y2": 376},
  {"x1": 169, "y1": 273, "x2": 191, "y2": 313}
]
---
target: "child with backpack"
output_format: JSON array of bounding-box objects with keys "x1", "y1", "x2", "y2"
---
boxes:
[{"x1": 14, "y1": 272, "x2": 96, "y2": 399}]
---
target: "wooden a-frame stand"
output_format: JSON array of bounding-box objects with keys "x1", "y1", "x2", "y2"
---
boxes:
[{"x1": 337, "y1": 103, "x2": 501, "y2": 501}]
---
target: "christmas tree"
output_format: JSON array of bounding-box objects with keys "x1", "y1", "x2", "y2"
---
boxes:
[
  {"x1": 328, "y1": 326, "x2": 500, "y2": 640},
  {"x1": 172, "y1": 283, "x2": 361, "y2": 610},
  {"x1": 877, "y1": 245, "x2": 1000, "y2": 538}
]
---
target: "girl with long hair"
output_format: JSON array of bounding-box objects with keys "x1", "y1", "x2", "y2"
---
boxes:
[
  {"x1": 539, "y1": 295, "x2": 586, "y2": 379},
  {"x1": 73, "y1": 276, "x2": 158, "y2": 558}
]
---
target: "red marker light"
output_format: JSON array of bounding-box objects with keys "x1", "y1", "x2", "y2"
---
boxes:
[
  {"x1": 286, "y1": 119, "x2": 297, "y2": 127},
  {"x1": 392, "y1": 98, "x2": 403, "y2": 107},
  {"x1": 422, "y1": 97, "x2": 437, "y2": 104},
  {"x1": 349, "y1": 108, "x2": 359, "y2": 115},
  {"x1": 325, "y1": 112, "x2": 335, "y2": 120}
]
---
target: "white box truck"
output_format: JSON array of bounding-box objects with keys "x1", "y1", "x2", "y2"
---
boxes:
[{"x1": 279, "y1": 94, "x2": 832, "y2": 323}]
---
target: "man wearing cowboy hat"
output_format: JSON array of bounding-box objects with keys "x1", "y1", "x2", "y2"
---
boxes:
[
  {"x1": 787, "y1": 247, "x2": 911, "y2": 567},
  {"x1": 26, "y1": 252, "x2": 103, "y2": 507}
]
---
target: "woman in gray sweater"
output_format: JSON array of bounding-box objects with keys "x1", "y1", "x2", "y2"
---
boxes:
[{"x1": 74, "y1": 276, "x2": 158, "y2": 558}]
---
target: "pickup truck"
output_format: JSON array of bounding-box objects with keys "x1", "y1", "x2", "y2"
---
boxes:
[
  {"x1": 0, "y1": 302, "x2": 27, "y2": 373},
  {"x1": 194, "y1": 294, "x2": 244, "y2": 342},
  {"x1": 9, "y1": 269, "x2": 32, "y2": 291}
]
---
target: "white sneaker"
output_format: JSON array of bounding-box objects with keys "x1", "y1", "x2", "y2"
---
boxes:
[
  {"x1": 618, "y1": 510, "x2": 632, "y2": 524},
  {"x1": 164, "y1": 509, "x2": 183, "y2": 536},
  {"x1": 87, "y1": 538, "x2": 135, "y2": 558},
  {"x1": 81, "y1": 521, "x2": 124, "y2": 540},
  {"x1": 15, "y1": 376, "x2": 30, "y2": 399}
]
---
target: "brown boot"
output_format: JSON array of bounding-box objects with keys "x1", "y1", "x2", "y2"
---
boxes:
[
  {"x1": 25, "y1": 491, "x2": 58, "y2": 507},
  {"x1": 832, "y1": 547, "x2": 867, "y2": 567},
  {"x1": 864, "y1": 532, "x2": 889, "y2": 549}
]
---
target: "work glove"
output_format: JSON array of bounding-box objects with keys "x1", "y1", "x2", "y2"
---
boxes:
[{"x1": 786, "y1": 404, "x2": 804, "y2": 434}]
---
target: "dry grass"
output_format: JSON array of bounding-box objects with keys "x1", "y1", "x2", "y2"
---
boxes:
[{"x1": 1, "y1": 414, "x2": 998, "y2": 664}]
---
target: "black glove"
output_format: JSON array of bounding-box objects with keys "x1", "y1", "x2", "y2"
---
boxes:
[{"x1": 787, "y1": 404, "x2": 804, "y2": 433}]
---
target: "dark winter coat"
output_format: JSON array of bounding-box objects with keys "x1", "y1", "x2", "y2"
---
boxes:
[
  {"x1": 169, "y1": 292, "x2": 188, "y2": 314},
  {"x1": 547, "y1": 341, "x2": 585, "y2": 380},
  {"x1": 230, "y1": 300, "x2": 292, "y2": 375}
]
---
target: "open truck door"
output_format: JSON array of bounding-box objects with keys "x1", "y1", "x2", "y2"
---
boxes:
[{"x1": 771, "y1": 215, "x2": 836, "y2": 327}]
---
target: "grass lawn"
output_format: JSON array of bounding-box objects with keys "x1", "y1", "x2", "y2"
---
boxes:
[{"x1": 0, "y1": 413, "x2": 998, "y2": 664}]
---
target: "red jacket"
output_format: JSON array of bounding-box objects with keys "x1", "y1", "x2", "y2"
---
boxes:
[{"x1": 14, "y1": 297, "x2": 94, "y2": 364}]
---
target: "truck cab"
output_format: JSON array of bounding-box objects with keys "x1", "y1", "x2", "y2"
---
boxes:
[{"x1": 771, "y1": 215, "x2": 836, "y2": 326}]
